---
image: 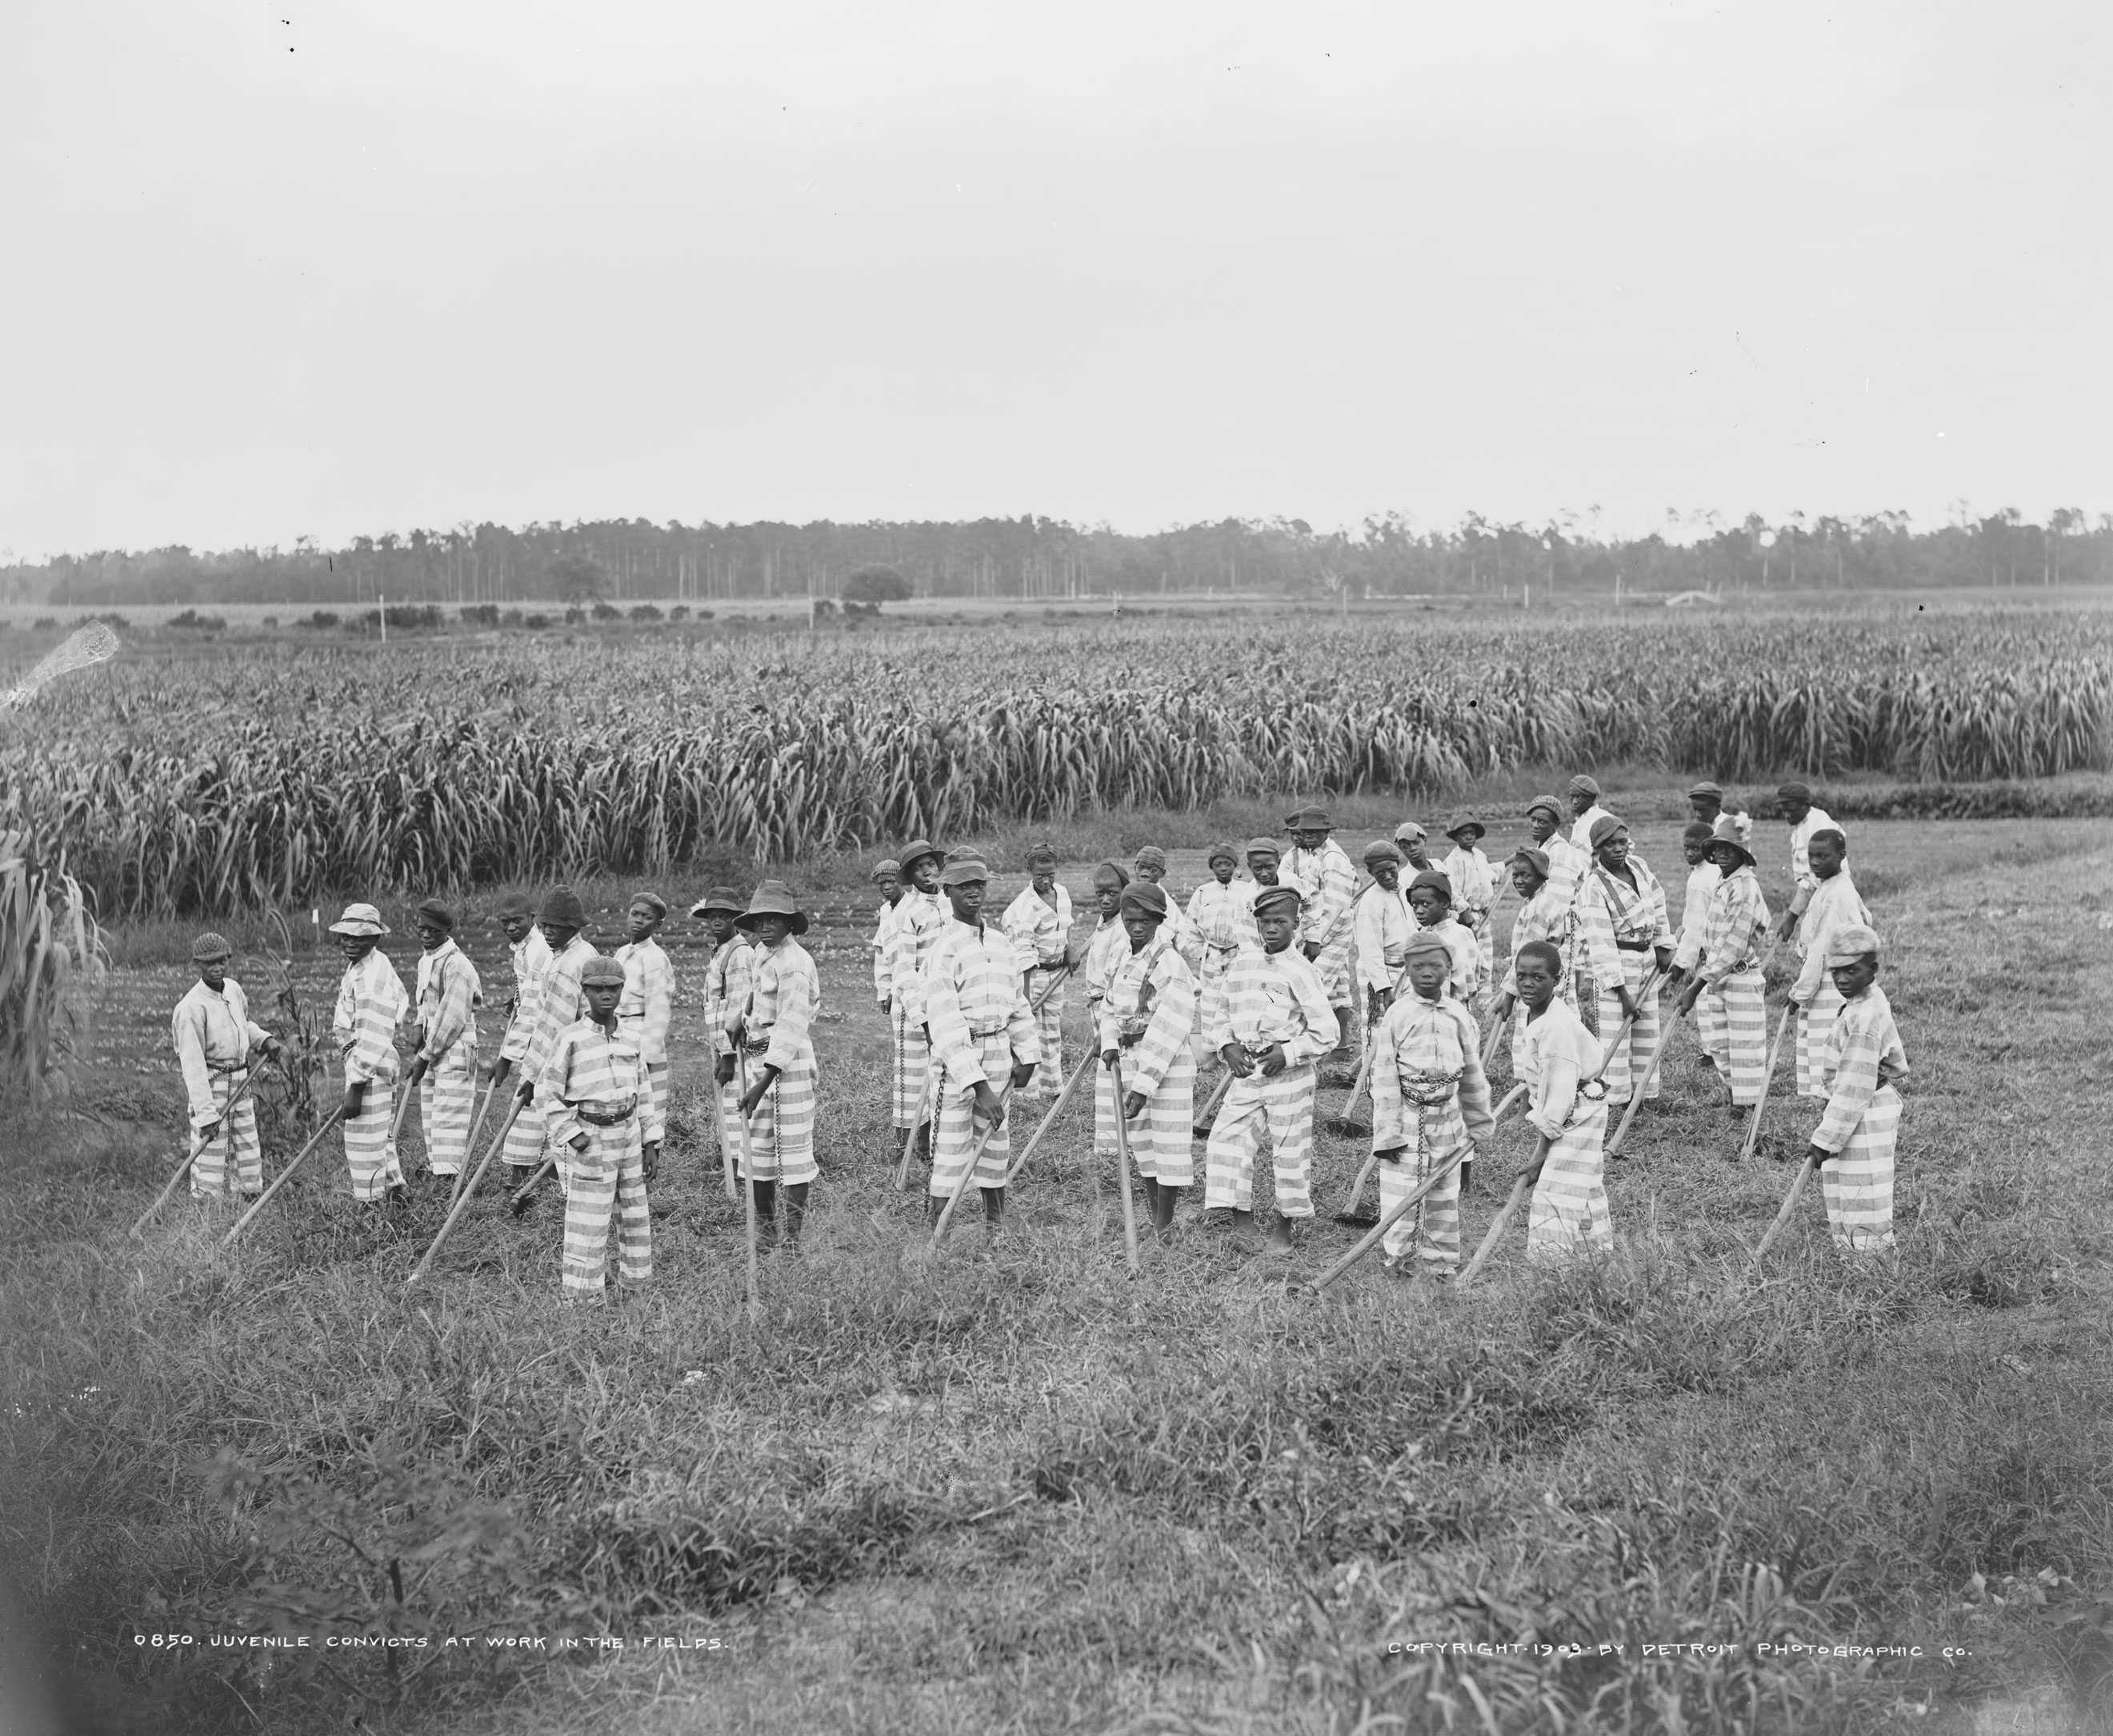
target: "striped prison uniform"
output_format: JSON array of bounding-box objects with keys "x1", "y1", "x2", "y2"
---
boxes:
[
  {"x1": 1239, "y1": 869, "x2": 1315, "y2": 947},
  {"x1": 508, "y1": 934, "x2": 597, "y2": 1186},
  {"x1": 413, "y1": 939, "x2": 482, "y2": 1177},
  {"x1": 500, "y1": 926, "x2": 552, "y2": 1074},
  {"x1": 1695, "y1": 864, "x2": 1772, "y2": 1108},
  {"x1": 1573, "y1": 858, "x2": 1672, "y2": 1106},
  {"x1": 1369, "y1": 992, "x2": 1493, "y2": 1269},
  {"x1": 1201, "y1": 945, "x2": 1338, "y2": 1218},
  {"x1": 1287, "y1": 836, "x2": 1358, "y2": 1016},
  {"x1": 870, "y1": 896, "x2": 900, "y2": 1007},
  {"x1": 171, "y1": 977, "x2": 271, "y2": 1197},
  {"x1": 704, "y1": 935, "x2": 754, "y2": 1152},
  {"x1": 539, "y1": 1018, "x2": 657, "y2": 1296},
  {"x1": 1568, "y1": 804, "x2": 1615, "y2": 853},
  {"x1": 1001, "y1": 882, "x2": 1074, "y2": 1105},
  {"x1": 1095, "y1": 933, "x2": 1199, "y2": 1186},
  {"x1": 730, "y1": 937, "x2": 822, "y2": 1186},
  {"x1": 1158, "y1": 893, "x2": 1206, "y2": 979},
  {"x1": 1542, "y1": 836, "x2": 1591, "y2": 920},
  {"x1": 1354, "y1": 881, "x2": 1413, "y2": 1003},
  {"x1": 1672, "y1": 860, "x2": 1725, "y2": 1061},
  {"x1": 1791, "y1": 870, "x2": 1871, "y2": 1099},
  {"x1": 1518, "y1": 997, "x2": 1611, "y2": 1260},
  {"x1": 922, "y1": 920, "x2": 1039, "y2": 1197},
  {"x1": 1783, "y1": 804, "x2": 1843, "y2": 926},
  {"x1": 1079, "y1": 915, "x2": 1131, "y2": 1158},
  {"x1": 614, "y1": 935, "x2": 674, "y2": 1135},
  {"x1": 1440, "y1": 842, "x2": 1499, "y2": 1008},
  {"x1": 333, "y1": 949, "x2": 410, "y2": 1201},
  {"x1": 1503, "y1": 882, "x2": 1582, "y2": 1075},
  {"x1": 887, "y1": 889, "x2": 950, "y2": 1132},
  {"x1": 1810, "y1": 984, "x2": 1907, "y2": 1253},
  {"x1": 1419, "y1": 914, "x2": 1483, "y2": 1009},
  {"x1": 1187, "y1": 878, "x2": 1255, "y2": 990}
]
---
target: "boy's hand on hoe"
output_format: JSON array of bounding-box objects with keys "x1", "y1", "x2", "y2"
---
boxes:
[
  {"x1": 199, "y1": 1120, "x2": 222, "y2": 1145},
  {"x1": 1807, "y1": 1143, "x2": 1831, "y2": 1166},
  {"x1": 515, "y1": 1078, "x2": 536, "y2": 1105},
  {"x1": 1008, "y1": 1061, "x2": 1036, "y2": 1091},
  {"x1": 1303, "y1": 942, "x2": 1322, "y2": 963},
  {"x1": 1122, "y1": 1090, "x2": 1147, "y2": 1120},
  {"x1": 341, "y1": 1082, "x2": 365, "y2": 1119},
  {"x1": 642, "y1": 1141, "x2": 659, "y2": 1183},
  {"x1": 1676, "y1": 982, "x2": 1701, "y2": 1016},
  {"x1": 740, "y1": 1068, "x2": 778, "y2": 1118},
  {"x1": 714, "y1": 1055, "x2": 736, "y2": 1087},
  {"x1": 407, "y1": 1055, "x2": 429, "y2": 1085},
  {"x1": 972, "y1": 1081, "x2": 1006, "y2": 1126},
  {"x1": 1219, "y1": 1043, "x2": 1254, "y2": 1079},
  {"x1": 1619, "y1": 990, "x2": 1642, "y2": 1022}
]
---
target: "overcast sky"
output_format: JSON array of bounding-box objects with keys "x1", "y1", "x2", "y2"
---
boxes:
[{"x1": 2, "y1": 1, "x2": 2104, "y2": 556}]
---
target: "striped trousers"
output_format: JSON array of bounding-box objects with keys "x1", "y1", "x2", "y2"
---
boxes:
[
  {"x1": 1593, "y1": 950, "x2": 1662, "y2": 1106},
  {"x1": 1203, "y1": 1063, "x2": 1317, "y2": 1219},
  {"x1": 1021, "y1": 967, "x2": 1066, "y2": 1103},
  {"x1": 1110, "y1": 1044, "x2": 1196, "y2": 1187},
  {"x1": 1822, "y1": 1085, "x2": 1899, "y2": 1254},
  {"x1": 1704, "y1": 968, "x2": 1767, "y2": 1107},
  {"x1": 891, "y1": 1003, "x2": 930, "y2": 1130},
  {"x1": 927, "y1": 1035, "x2": 1016, "y2": 1198},
  {"x1": 1379, "y1": 1100, "x2": 1469, "y2": 1266},
  {"x1": 1687, "y1": 959, "x2": 1727, "y2": 1061},
  {"x1": 343, "y1": 1068, "x2": 404, "y2": 1201},
  {"x1": 1795, "y1": 983, "x2": 1843, "y2": 1100},
  {"x1": 418, "y1": 1048, "x2": 477, "y2": 1176},
  {"x1": 734, "y1": 1043, "x2": 818, "y2": 1185},
  {"x1": 562, "y1": 1129, "x2": 652, "y2": 1294},
  {"x1": 191, "y1": 1070, "x2": 262, "y2": 1198},
  {"x1": 502, "y1": 1082, "x2": 546, "y2": 1175},
  {"x1": 1526, "y1": 1108, "x2": 1613, "y2": 1260}
]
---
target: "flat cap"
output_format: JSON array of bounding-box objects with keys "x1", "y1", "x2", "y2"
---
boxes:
[
  {"x1": 538, "y1": 886, "x2": 588, "y2": 929},
  {"x1": 939, "y1": 858, "x2": 990, "y2": 888},
  {"x1": 1568, "y1": 774, "x2": 1602, "y2": 798},
  {"x1": 1133, "y1": 845, "x2": 1167, "y2": 871},
  {"x1": 1587, "y1": 816, "x2": 1627, "y2": 851},
  {"x1": 1408, "y1": 869, "x2": 1453, "y2": 902},
  {"x1": 1243, "y1": 836, "x2": 1280, "y2": 861},
  {"x1": 414, "y1": 898, "x2": 454, "y2": 930},
  {"x1": 1118, "y1": 882, "x2": 1169, "y2": 920},
  {"x1": 1687, "y1": 780, "x2": 1724, "y2": 800},
  {"x1": 1777, "y1": 781, "x2": 1813, "y2": 804},
  {"x1": 1403, "y1": 928, "x2": 1451, "y2": 960},
  {"x1": 1524, "y1": 796, "x2": 1563, "y2": 823},
  {"x1": 630, "y1": 890, "x2": 668, "y2": 918},
  {"x1": 578, "y1": 955, "x2": 626, "y2": 987},
  {"x1": 1092, "y1": 857, "x2": 1132, "y2": 887},
  {"x1": 870, "y1": 858, "x2": 901, "y2": 879},
  {"x1": 1206, "y1": 841, "x2": 1240, "y2": 867},
  {"x1": 1252, "y1": 884, "x2": 1303, "y2": 919},
  {"x1": 1825, "y1": 922, "x2": 1881, "y2": 966},
  {"x1": 1284, "y1": 805, "x2": 1332, "y2": 831},
  {"x1": 1362, "y1": 839, "x2": 1403, "y2": 867},
  {"x1": 1508, "y1": 846, "x2": 1550, "y2": 879},
  {"x1": 1392, "y1": 820, "x2": 1428, "y2": 844},
  {"x1": 190, "y1": 931, "x2": 233, "y2": 962}
]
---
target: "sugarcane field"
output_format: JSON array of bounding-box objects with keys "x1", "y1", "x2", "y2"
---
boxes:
[{"x1": 0, "y1": 586, "x2": 2106, "y2": 1736}]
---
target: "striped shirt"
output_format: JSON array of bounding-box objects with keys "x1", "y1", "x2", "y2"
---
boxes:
[
  {"x1": 537, "y1": 1017, "x2": 658, "y2": 1150},
  {"x1": 703, "y1": 936, "x2": 754, "y2": 1059},
  {"x1": 1096, "y1": 934, "x2": 1198, "y2": 1098},
  {"x1": 1202, "y1": 943, "x2": 1339, "y2": 1064},
  {"x1": 1698, "y1": 866, "x2": 1771, "y2": 987},
  {"x1": 1368, "y1": 991, "x2": 1492, "y2": 1154},
  {"x1": 1574, "y1": 857, "x2": 1673, "y2": 988},
  {"x1": 1080, "y1": 916, "x2": 1129, "y2": 1006},
  {"x1": 923, "y1": 919, "x2": 1040, "y2": 1088},
  {"x1": 500, "y1": 928, "x2": 552, "y2": 1064},
  {"x1": 1503, "y1": 881, "x2": 1579, "y2": 995},
  {"x1": 172, "y1": 978, "x2": 271, "y2": 1129},
  {"x1": 614, "y1": 936, "x2": 674, "y2": 1064},
  {"x1": 333, "y1": 949, "x2": 409, "y2": 1086},
  {"x1": 1516, "y1": 996, "x2": 1603, "y2": 1139},
  {"x1": 1417, "y1": 914, "x2": 1482, "y2": 1004},
  {"x1": 1812, "y1": 985, "x2": 1907, "y2": 1154},
  {"x1": 1791, "y1": 870, "x2": 1873, "y2": 1005},
  {"x1": 1187, "y1": 879, "x2": 1255, "y2": 963},
  {"x1": 1568, "y1": 804, "x2": 1615, "y2": 852},
  {"x1": 1671, "y1": 861, "x2": 1721, "y2": 974},
  {"x1": 414, "y1": 938, "x2": 482, "y2": 1064},
  {"x1": 1156, "y1": 894, "x2": 1206, "y2": 976},
  {"x1": 888, "y1": 890, "x2": 950, "y2": 1023},
  {"x1": 1543, "y1": 836, "x2": 1591, "y2": 913},
  {"x1": 734, "y1": 938, "x2": 821, "y2": 1074},
  {"x1": 870, "y1": 898, "x2": 902, "y2": 1004},
  {"x1": 1239, "y1": 870, "x2": 1315, "y2": 946},
  {"x1": 1000, "y1": 883, "x2": 1074, "y2": 972},
  {"x1": 1354, "y1": 883, "x2": 1415, "y2": 992},
  {"x1": 522, "y1": 934, "x2": 598, "y2": 1083},
  {"x1": 1287, "y1": 839, "x2": 1357, "y2": 951},
  {"x1": 1440, "y1": 844, "x2": 1497, "y2": 932}
]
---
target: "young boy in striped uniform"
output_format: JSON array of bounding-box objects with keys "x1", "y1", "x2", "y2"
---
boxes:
[
  {"x1": 1675, "y1": 818, "x2": 1772, "y2": 1126},
  {"x1": 614, "y1": 892, "x2": 674, "y2": 1138},
  {"x1": 1572, "y1": 818, "x2": 1673, "y2": 1113},
  {"x1": 1566, "y1": 775, "x2": 1615, "y2": 852},
  {"x1": 869, "y1": 858, "x2": 903, "y2": 1012},
  {"x1": 1393, "y1": 821, "x2": 1436, "y2": 877},
  {"x1": 922, "y1": 858, "x2": 1040, "y2": 1239},
  {"x1": 406, "y1": 898, "x2": 481, "y2": 1182},
  {"x1": 1240, "y1": 838, "x2": 1312, "y2": 943},
  {"x1": 1097, "y1": 880, "x2": 1199, "y2": 1238},
  {"x1": 1369, "y1": 928, "x2": 1493, "y2": 1276},
  {"x1": 1286, "y1": 806, "x2": 1359, "y2": 1086},
  {"x1": 1131, "y1": 846, "x2": 1203, "y2": 974},
  {"x1": 1789, "y1": 829, "x2": 1870, "y2": 1099},
  {"x1": 171, "y1": 933, "x2": 282, "y2": 1199},
  {"x1": 1511, "y1": 938, "x2": 1612, "y2": 1260},
  {"x1": 1407, "y1": 870, "x2": 1481, "y2": 1006},
  {"x1": 1001, "y1": 843, "x2": 1078, "y2": 1105},
  {"x1": 1202, "y1": 886, "x2": 1339, "y2": 1257},
  {"x1": 1352, "y1": 841, "x2": 1413, "y2": 1024},
  {"x1": 542, "y1": 954, "x2": 658, "y2": 1298},
  {"x1": 328, "y1": 902, "x2": 410, "y2": 1206},
  {"x1": 1080, "y1": 860, "x2": 1133, "y2": 1162},
  {"x1": 1490, "y1": 846, "x2": 1579, "y2": 1070},
  {"x1": 1771, "y1": 781, "x2": 1843, "y2": 942},
  {"x1": 1803, "y1": 923, "x2": 1906, "y2": 1253},
  {"x1": 487, "y1": 891, "x2": 549, "y2": 1105},
  {"x1": 1667, "y1": 820, "x2": 1724, "y2": 1076},
  {"x1": 690, "y1": 887, "x2": 752, "y2": 1166},
  {"x1": 729, "y1": 882, "x2": 822, "y2": 1248},
  {"x1": 1439, "y1": 810, "x2": 1498, "y2": 997},
  {"x1": 1525, "y1": 797, "x2": 1589, "y2": 911},
  {"x1": 886, "y1": 840, "x2": 948, "y2": 1163},
  {"x1": 509, "y1": 887, "x2": 597, "y2": 1198},
  {"x1": 1186, "y1": 843, "x2": 1252, "y2": 990}
]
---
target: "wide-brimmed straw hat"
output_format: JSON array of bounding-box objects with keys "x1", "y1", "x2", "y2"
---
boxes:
[
  {"x1": 1707, "y1": 814, "x2": 1756, "y2": 866},
  {"x1": 329, "y1": 902, "x2": 389, "y2": 938},
  {"x1": 1444, "y1": 809, "x2": 1485, "y2": 842},
  {"x1": 734, "y1": 880, "x2": 809, "y2": 935},
  {"x1": 689, "y1": 885, "x2": 746, "y2": 919},
  {"x1": 898, "y1": 839, "x2": 942, "y2": 875}
]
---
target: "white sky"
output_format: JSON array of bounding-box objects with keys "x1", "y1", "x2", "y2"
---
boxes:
[{"x1": 2, "y1": 0, "x2": 2105, "y2": 556}]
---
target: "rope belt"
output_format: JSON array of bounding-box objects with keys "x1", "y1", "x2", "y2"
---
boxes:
[
  {"x1": 1383, "y1": 1066, "x2": 1465, "y2": 1173},
  {"x1": 968, "y1": 1022, "x2": 1010, "y2": 1041},
  {"x1": 575, "y1": 1098, "x2": 637, "y2": 1127},
  {"x1": 206, "y1": 1062, "x2": 247, "y2": 1076},
  {"x1": 1116, "y1": 1014, "x2": 1151, "y2": 1048},
  {"x1": 1615, "y1": 938, "x2": 1652, "y2": 952},
  {"x1": 1034, "y1": 958, "x2": 1066, "y2": 973}
]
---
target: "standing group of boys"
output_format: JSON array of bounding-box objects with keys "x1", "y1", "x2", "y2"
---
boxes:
[{"x1": 168, "y1": 778, "x2": 1908, "y2": 1293}]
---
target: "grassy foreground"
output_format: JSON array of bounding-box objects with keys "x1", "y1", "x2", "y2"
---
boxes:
[{"x1": 2, "y1": 811, "x2": 2110, "y2": 1735}]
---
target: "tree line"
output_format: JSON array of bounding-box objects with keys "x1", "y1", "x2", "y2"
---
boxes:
[{"x1": 9, "y1": 506, "x2": 2111, "y2": 610}]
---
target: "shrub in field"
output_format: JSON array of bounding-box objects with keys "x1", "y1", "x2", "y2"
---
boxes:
[
  {"x1": 31, "y1": 617, "x2": 57, "y2": 630},
  {"x1": 669, "y1": 605, "x2": 690, "y2": 622},
  {"x1": 166, "y1": 610, "x2": 225, "y2": 633},
  {"x1": 590, "y1": 602, "x2": 620, "y2": 622},
  {"x1": 628, "y1": 603, "x2": 663, "y2": 622},
  {"x1": 305, "y1": 610, "x2": 340, "y2": 630},
  {"x1": 458, "y1": 603, "x2": 500, "y2": 627},
  {"x1": 522, "y1": 613, "x2": 550, "y2": 630},
  {"x1": 564, "y1": 607, "x2": 585, "y2": 626}
]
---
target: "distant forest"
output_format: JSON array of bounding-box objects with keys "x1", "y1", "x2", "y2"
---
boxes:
[{"x1": 9, "y1": 507, "x2": 2111, "y2": 609}]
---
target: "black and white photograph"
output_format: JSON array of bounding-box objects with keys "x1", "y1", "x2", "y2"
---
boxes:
[{"x1": 1, "y1": 2, "x2": 2107, "y2": 1732}]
